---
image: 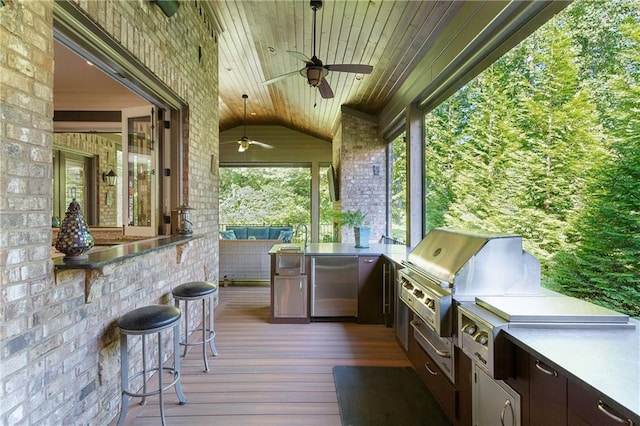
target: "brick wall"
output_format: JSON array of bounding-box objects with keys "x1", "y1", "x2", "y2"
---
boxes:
[
  {"x1": 334, "y1": 109, "x2": 387, "y2": 244},
  {"x1": 0, "y1": 1, "x2": 219, "y2": 424}
]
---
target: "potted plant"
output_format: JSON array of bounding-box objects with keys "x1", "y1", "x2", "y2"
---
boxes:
[{"x1": 333, "y1": 209, "x2": 371, "y2": 248}]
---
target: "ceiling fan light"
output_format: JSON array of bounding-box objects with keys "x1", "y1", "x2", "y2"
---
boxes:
[
  {"x1": 238, "y1": 140, "x2": 249, "y2": 152},
  {"x1": 303, "y1": 66, "x2": 327, "y2": 87}
]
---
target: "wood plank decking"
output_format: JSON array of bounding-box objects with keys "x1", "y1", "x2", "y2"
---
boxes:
[{"x1": 119, "y1": 285, "x2": 411, "y2": 425}]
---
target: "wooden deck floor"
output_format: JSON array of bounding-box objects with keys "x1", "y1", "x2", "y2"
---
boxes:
[{"x1": 119, "y1": 285, "x2": 411, "y2": 425}]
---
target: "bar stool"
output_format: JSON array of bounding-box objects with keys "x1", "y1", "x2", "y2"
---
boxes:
[
  {"x1": 117, "y1": 305, "x2": 187, "y2": 426},
  {"x1": 172, "y1": 281, "x2": 219, "y2": 372}
]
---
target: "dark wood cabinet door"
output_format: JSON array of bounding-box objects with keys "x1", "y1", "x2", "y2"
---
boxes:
[
  {"x1": 529, "y1": 357, "x2": 567, "y2": 426},
  {"x1": 454, "y1": 347, "x2": 472, "y2": 426},
  {"x1": 505, "y1": 343, "x2": 530, "y2": 425},
  {"x1": 568, "y1": 381, "x2": 636, "y2": 426},
  {"x1": 357, "y1": 256, "x2": 384, "y2": 324},
  {"x1": 408, "y1": 328, "x2": 456, "y2": 423}
]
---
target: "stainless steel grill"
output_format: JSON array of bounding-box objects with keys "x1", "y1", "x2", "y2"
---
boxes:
[
  {"x1": 399, "y1": 228, "x2": 541, "y2": 336},
  {"x1": 398, "y1": 228, "x2": 543, "y2": 383}
]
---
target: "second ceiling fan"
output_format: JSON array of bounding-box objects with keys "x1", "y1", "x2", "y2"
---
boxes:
[
  {"x1": 263, "y1": 0, "x2": 373, "y2": 99},
  {"x1": 222, "y1": 94, "x2": 274, "y2": 152}
]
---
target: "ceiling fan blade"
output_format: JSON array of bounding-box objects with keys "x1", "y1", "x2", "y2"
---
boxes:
[
  {"x1": 287, "y1": 50, "x2": 311, "y2": 63},
  {"x1": 318, "y1": 79, "x2": 334, "y2": 99},
  {"x1": 250, "y1": 140, "x2": 274, "y2": 149},
  {"x1": 263, "y1": 69, "x2": 301, "y2": 85},
  {"x1": 325, "y1": 64, "x2": 373, "y2": 74},
  {"x1": 220, "y1": 140, "x2": 242, "y2": 145}
]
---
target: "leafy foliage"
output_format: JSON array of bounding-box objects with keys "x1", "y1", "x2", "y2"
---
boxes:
[
  {"x1": 333, "y1": 209, "x2": 368, "y2": 228},
  {"x1": 219, "y1": 167, "x2": 312, "y2": 225}
]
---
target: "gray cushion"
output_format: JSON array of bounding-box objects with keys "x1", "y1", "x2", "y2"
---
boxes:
[
  {"x1": 227, "y1": 226, "x2": 247, "y2": 239},
  {"x1": 278, "y1": 230, "x2": 293, "y2": 243},
  {"x1": 220, "y1": 230, "x2": 236, "y2": 240},
  {"x1": 269, "y1": 226, "x2": 293, "y2": 239},
  {"x1": 247, "y1": 227, "x2": 269, "y2": 239}
]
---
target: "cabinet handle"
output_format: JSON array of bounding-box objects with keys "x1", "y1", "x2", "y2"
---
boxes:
[
  {"x1": 410, "y1": 320, "x2": 451, "y2": 357},
  {"x1": 597, "y1": 400, "x2": 633, "y2": 425},
  {"x1": 424, "y1": 361, "x2": 438, "y2": 376},
  {"x1": 500, "y1": 399, "x2": 514, "y2": 426},
  {"x1": 382, "y1": 264, "x2": 387, "y2": 313},
  {"x1": 535, "y1": 360, "x2": 558, "y2": 377},
  {"x1": 364, "y1": 259, "x2": 374, "y2": 263}
]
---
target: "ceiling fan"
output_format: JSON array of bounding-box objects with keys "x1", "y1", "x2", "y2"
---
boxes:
[
  {"x1": 222, "y1": 94, "x2": 274, "y2": 152},
  {"x1": 263, "y1": 0, "x2": 373, "y2": 99}
]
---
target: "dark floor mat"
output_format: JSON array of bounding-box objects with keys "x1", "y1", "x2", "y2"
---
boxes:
[{"x1": 333, "y1": 366, "x2": 452, "y2": 426}]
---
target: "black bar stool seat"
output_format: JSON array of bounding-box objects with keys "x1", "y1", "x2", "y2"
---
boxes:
[
  {"x1": 172, "y1": 281, "x2": 219, "y2": 372},
  {"x1": 117, "y1": 305, "x2": 187, "y2": 426}
]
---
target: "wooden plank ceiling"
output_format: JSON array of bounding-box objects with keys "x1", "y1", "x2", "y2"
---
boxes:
[
  {"x1": 52, "y1": 1, "x2": 565, "y2": 142},
  {"x1": 215, "y1": 0, "x2": 464, "y2": 141}
]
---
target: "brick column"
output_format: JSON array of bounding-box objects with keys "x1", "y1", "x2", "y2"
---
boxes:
[{"x1": 333, "y1": 107, "x2": 387, "y2": 245}]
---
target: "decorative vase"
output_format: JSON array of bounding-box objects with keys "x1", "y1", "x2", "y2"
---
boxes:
[
  {"x1": 54, "y1": 198, "x2": 94, "y2": 259},
  {"x1": 354, "y1": 226, "x2": 371, "y2": 248}
]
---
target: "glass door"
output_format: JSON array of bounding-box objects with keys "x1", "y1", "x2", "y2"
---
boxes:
[
  {"x1": 53, "y1": 150, "x2": 92, "y2": 224},
  {"x1": 122, "y1": 106, "x2": 156, "y2": 237}
]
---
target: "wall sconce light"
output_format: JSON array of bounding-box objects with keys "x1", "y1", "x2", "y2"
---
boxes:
[
  {"x1": 102, "y1": 168, "x2": 117, "y2": 187},
  {"x1": 149, "y1": 0, "x2": 180, "y2": 17}
]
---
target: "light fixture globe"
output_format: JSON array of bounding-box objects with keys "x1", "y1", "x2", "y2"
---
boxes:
[
  {"x1": 301, "y1": 66, "x2": 328, "y2": 87},
  {"x1": 238, "y1": 137, "x2": 250, "y2": 152}
]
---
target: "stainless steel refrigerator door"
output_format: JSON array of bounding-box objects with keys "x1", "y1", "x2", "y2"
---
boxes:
[{"x1": 311, "y1": 256, "x2": 358, "y2": 317}]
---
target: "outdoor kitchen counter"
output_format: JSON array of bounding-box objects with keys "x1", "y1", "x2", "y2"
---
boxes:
[
  {"x1": 269, "y1": 242, "x2": 410, "y2": 264},
  {"x1": 503, "y1": 319, "x2": 640, "y2": 423}
]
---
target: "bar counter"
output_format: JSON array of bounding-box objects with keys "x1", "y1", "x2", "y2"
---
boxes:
[{"x1": 53, "y1": 235, "x2": 200, "y2": 270}]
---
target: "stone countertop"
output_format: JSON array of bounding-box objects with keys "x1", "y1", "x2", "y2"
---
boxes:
[
  {"x1": 269, "y1": 242, "x2": 410, "y2": 263},
  {"x1": 504, "y1": 319, "x2": 640, "y2": 423},
  {"x1": 53, "y1": 235, "x2": 199, "y2": 270}
]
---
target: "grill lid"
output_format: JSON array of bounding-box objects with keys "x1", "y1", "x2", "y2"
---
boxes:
[{"x1": 407, "y1": 228, "x2": 541, "y2": 297}]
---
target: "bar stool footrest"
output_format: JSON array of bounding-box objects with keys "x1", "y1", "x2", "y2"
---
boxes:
[{"x1": 122, "y1": 367, "x2": 182, "y2": 400}]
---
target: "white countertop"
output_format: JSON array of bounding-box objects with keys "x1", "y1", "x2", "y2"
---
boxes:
[
  {"x1": 269, "y1": 242, "x2": 410, "y2": 263},
  {"x1": 504, "y1": 319, "x2": 640, "y2": 423}
]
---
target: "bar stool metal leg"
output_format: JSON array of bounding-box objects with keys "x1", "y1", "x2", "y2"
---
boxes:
[
  {"x1": 208, "y1": 293, "x2": 219, "y2": 356},
  {"x1": 173, "y1": 319, "x2": 187, "y2": 402},
  {"x1": 181, "y1": 301, "x2": 189, "y2": 358},
  {"x1": 118, "y1": 332, "x2": 130, "y2": 426}
]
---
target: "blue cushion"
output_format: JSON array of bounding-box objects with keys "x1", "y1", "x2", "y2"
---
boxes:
[
  {"x1": 220, "y1": 230, "x2": 236, "y2": 240},
  {"x1": 269, "y1": 227, "x2": 293, "y2": 239},
  {"x1": 247, "y1": 227, "x2": 269, "y2": 239},
  {"x1": 278, "y1": 230, "x2": 293, "y2": 243},
  {"x1": 227, "y1": 227, "x2": 248, "y2": 239}
]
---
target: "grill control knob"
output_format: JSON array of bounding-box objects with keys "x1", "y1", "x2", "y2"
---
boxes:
[
  {"x1": 463, "y1": 323, "x2": 477, "y2": 335},
  {"x1": 475, "y1": 332, "x2": 489, "y2": 346},
  {"x1": 413, "y1": 289, "x2": 424, "y2": 298},
  {"x1": 426, "y1": 298, "x2": 435, "y2": 309}
]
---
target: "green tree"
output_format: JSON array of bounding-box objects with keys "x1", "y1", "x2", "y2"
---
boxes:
[
  {"x1": 548, "y1": 18, "x2": 640, "y2": 317},
  {"x1": 391, "y1": 134, "x2": 406, "y2": 240},
  {"x1": 219, "y1": 167, "x2": 311, "y2": 226}
]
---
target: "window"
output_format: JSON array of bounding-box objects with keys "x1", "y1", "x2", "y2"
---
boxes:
[{"x1": 420, "y1": 0, "x2": 640, "y2": 317}]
